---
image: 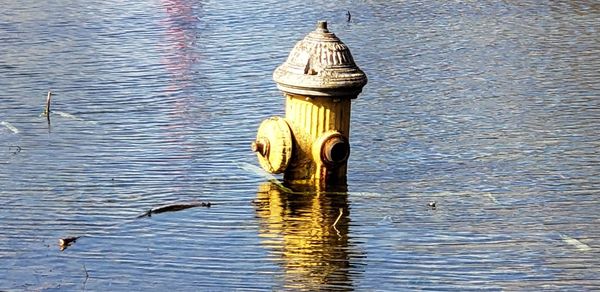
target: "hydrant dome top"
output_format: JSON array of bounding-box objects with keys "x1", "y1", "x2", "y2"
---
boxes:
[{"x1": 273, "y1": 21, "x2": 368, "y2": 97}]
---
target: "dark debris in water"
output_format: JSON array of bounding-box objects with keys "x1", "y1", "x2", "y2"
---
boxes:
[
  {"x1": 137, "y1": 201, "x2": 212, "y2": 218},
  {"x1": 57, "y1": 202, "x2": 212, "y2": 251},
  {"x1": 9, "y1": 145, "x2": 22, "y2": 154},
  {"x1": 59, "y1": 236, "x2": 80, "y2": 251},
  {"x1": 428, "y1": 200, "x2": 437, "y2": 210}
]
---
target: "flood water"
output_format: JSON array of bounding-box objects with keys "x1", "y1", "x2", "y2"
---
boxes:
[{"x1": 1, "y1": 0, "x2": 599, "y2": 290}]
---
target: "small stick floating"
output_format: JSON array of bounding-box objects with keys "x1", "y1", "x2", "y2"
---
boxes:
[
  {"x1": 44, "y1": 91, "x2": 52, "y2": 115},
  {"x1": 57, "y1": 202, "x2": 212, "y2": 251},
  {"x1": 560, "y1": 234, "x2": 592, "y2": 252},
  {"x1": 332, "y1": 208, "x2": 343, "y2": 228},
  {"x1": 1, "y1": 121, "x2": 19, "y2": 134},
  {"x1": 59, "y1": 236, "x2": 80, "y2": 251},
  {"x1": 43, "y1": 91, "x2": 52, "y2": 123},
  {"x1": 332, "y1": 208, "x2": 344, "y2": 238},
  {"x1": 137, "y1": 201, "x2": 212, "y2": 218}
]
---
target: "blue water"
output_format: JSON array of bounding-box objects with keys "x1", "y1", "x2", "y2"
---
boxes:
[{"x1": 1, "y1": 0, "x2": 599, "y2": 290}]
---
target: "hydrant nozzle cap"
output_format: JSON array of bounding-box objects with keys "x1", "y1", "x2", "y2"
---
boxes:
[
  {"x1": 253, "y1": 117, "x2": 293, "y2": 174},
  {"x1": 273, "y1": 20, "x2": 367, "y2": 97}
]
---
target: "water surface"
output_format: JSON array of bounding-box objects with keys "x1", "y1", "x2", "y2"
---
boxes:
[{"x1": 1, "y1": 0, "x2": 599, "y2": 290}]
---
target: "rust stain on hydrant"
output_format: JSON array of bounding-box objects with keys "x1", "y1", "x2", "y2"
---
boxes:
[{"x1": 252, "y1": 20, "x2": 367, "y2": 187}]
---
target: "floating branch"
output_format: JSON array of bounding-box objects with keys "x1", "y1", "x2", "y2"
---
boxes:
[
  {"x1": 58, "y1": 201, "x2": 213, "y2": 250},
  {"x1": 137, "y1": 201, "x2": 212, "y2": 218}
]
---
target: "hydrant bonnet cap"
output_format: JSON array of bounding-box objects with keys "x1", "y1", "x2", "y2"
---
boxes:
[{"x1": 273, "y1": 21, "x2": 368, "y2": 97}]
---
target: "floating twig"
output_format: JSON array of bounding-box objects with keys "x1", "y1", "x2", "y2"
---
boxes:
[
  {"x1": 82, "y1": 263, "x2": 89, "y2": 290},
  {"x1": 560, "y1": 234, "x2": 592, "y2": 252},
  {"x1": 44, "y1": 91, "x2": 52, "y2": 122},
  {"x1": 137, "y1": 201, "x2": 212, "y2": 218},
  {"x1": 485, "y1": 193, "x2": 499, "y2": 204},
  {"x1": 332, "y1": 208, "x2": 343, "y2": 228},
  {"x1": 1, "y1": 121, "x2": 19, "y2": 134},
  {"x1": 57, "y1": 202, "x2": 212, "y2": 251},
  {"x1": 59, "y1": 236, "x2": 80, "y2": 251},
  {"x1": 332, "y1": 208, "x2": 344, "y2": 238}
]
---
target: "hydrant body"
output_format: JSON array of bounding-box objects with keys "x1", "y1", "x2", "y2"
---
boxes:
[{"x1": 253, "y1": 21, "x2": 367, "y2": 186}]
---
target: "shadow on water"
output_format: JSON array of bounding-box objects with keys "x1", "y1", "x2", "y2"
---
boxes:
[{"x1": 254, "y1": 182, "x2": 363, "y2": 291}]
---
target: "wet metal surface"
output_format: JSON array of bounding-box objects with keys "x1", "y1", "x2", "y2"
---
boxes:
[{"x1": 1, "y1": 0, "x2": 599, "y2": 290}]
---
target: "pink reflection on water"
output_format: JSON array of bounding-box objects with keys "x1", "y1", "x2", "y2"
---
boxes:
[{"x1": 160, "y1": 0, "x2": 202, "y2": 93}]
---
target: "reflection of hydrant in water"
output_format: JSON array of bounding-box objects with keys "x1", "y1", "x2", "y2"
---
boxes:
[
  {"x1": 254, "y1": 182, "x2": 352, "y2": 289},
  {"x1": 252, "y1": 21, "x2": 367, "y2": 186}
]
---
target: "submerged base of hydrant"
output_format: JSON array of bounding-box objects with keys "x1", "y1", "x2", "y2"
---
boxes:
[
  {"x1": 282, "y1": 170, "x2": 348, "y2": 190},
  {"x1": 282, "y1": 177, "x2": 348, "y2": 193}
]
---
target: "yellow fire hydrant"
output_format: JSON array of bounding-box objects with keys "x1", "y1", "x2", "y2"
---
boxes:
[{"x1": 252, "y1": 20, "x2": 367, "y2": 186}]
